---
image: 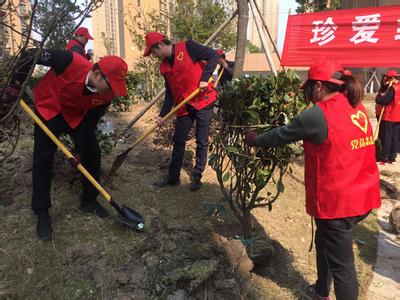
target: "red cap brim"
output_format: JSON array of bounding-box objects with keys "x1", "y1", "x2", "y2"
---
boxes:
[
  {"x1": 109, "y1": 78, "x2": 127, "y2": 97},
  {"x1": 301, "y1": 78, "x2": 343, "y2": 89},
  {"x1": 143, "y1": 45, "x2": 151, "y2": 57}
]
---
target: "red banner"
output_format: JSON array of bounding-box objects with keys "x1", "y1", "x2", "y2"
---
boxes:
[{"x1": 281, "y1": 5, "x2": 400, "y2": 67}]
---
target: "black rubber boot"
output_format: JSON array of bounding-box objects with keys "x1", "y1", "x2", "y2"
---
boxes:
[
  {"x1": 190, "y1": 176, "x2": 202, "y2": 191},
  {"x1": 153, "y1": 176, "x2": 180, "y2": 188},
  {"x1": 36, "y1": 211, "x2": 53, "y2": 241}
]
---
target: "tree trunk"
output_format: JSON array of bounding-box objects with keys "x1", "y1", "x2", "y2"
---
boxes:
[
  {"x1": 233, "y1": 0, "x2": 249, "y2": 79},
  {"x1": 242, "y1": 210, "x2": 252, "y2": 240}
]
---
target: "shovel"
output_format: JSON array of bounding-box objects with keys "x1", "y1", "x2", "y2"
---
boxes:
[
  {"x1": 109, "y1": 68, "x2": 224, "y2": 176},
  {"x1": 19, "y1": 99, "x2": 144, "y2": 231}
]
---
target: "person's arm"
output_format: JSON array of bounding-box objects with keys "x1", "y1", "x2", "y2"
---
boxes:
[
  {"x1": 255, "y1": 105, "x2": 328, "y2": 147},
  {"x1": 11, "y1": 49, "x2": 73, "y2": 85},
  {"x1": 223, "y1": 61, "x2": 234, "y2": 77},
  {"x1": 74, "y1": 104, "x2": 109, "y2": 154},
  {"x1": 70, "y1": 44, "x2": 85, "y2": 57},
  {"x1": 375, "y1": 86, "x2": 395, "y2": 105},
  {"x1": 185, "y1": 40, "x2": 218, "y2": 82},
  {"x1": 159, "y1": 81, "x2": 174, "y2": 117}
]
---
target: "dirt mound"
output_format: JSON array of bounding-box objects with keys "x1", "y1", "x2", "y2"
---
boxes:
[{"x1": 104, "y1": 217, "x2": 255, "y2": 299}]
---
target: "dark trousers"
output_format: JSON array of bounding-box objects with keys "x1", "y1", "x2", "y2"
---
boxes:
[
  {"x1": 314, "y1": 212, "x2": 369, "y2": 300},
  {"x1": 169, "y1": 104, "x2": 213, "y2": 180},
  {"x1": 379, "y1": 120, "x2": 400, "y2": 161},
  {"x1": 32, "y1": 112, "x2": 101, "y2": 213}
]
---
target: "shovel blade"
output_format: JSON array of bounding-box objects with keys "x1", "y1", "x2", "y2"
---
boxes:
[
  {"x1": 121, "y1": 205, "x2": 144, "y2": 225},
  {"x1": 116, "y1": 205, "x2": 144, "y2": 231},
  {"x1": 109, "y1": 147, "x2": 132, "y2": 176}
]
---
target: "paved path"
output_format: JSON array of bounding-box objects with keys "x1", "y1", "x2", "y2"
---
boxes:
[{"x1": 367, "y1": 160, "x2": 400, "y2": 300}]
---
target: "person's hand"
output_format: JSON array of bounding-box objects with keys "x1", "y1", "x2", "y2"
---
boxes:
[
  {"x1": 245, "y1": 132, "x2": 258, "y2": 147},
  {"x1": 1, "y1": 85, "x2": 21, "y2": 104},
  {"x1": 222, "y1": 61, "x2": 229, "y2": 69},
  {"x1": 68, "y1": 153, "x2": 81, "y2": 169},
  {"x1": 156, "y1": 116, "x2": 167, "y2": 126},
  {"x1": 199, "y1": 81, "x2": 208, "y2": 91}
]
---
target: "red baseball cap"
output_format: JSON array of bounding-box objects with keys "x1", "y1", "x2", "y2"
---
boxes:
[
  {"x1": 302, "y1": 60, "x2": 344, "y2": 88},
  {"x1": 143, "y1": 32, "x2": 166, "y2": 57},
  {"x1": 75, "y1": 27, "x2": 93, "y2": 40},
  {"x1": 98, "y1": 56, "x2": 128, "y2": 96},
  {"x1": 216, "y1": 49, "x2": 224, "y2": 56},
  {"x1": 386, "y1": 70, "x2": 398, "y2": 77}
]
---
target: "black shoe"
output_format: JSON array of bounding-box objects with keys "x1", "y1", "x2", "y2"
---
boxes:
[
  {"x1": 153, "y1": 176, "x2": 180, "y2": 188},
  {"x1": 389, "y1": 158, "x2": 396, "y2": 163},
  {"x1": 36, "y1": 213, "x2": 53, "y2": 241},
  {"x1": 190, "y1": 176, "x2": 202, "y2": 191},
  {"x1": 79, "y1": 199, "x2": 109, "y2": 219}
]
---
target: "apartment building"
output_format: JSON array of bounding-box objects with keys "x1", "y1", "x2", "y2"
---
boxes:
[
  {"x1": 247, "y1": 0, "x2": 279, "y2": 53},
  {"x1": 92, "y1": 0, "x2": 176, "y2": 66},
  {"x1": 0, "y1": 0, "x2": 31, "y2": 60},
  {"x1": 92, "y1": 0, "x2": 280, "y2": 73}
]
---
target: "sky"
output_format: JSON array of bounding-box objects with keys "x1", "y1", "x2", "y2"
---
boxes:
[
  {"x1": 277, "y1": 0, "x2": 299, "y2": 52},
  {"x1": 79, "y1": 0, "x2": 299, "y2": 53}
]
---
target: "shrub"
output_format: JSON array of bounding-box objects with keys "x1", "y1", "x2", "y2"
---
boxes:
[{"x1": 208, "y1": 71, "x2": 307, "y2": 239}]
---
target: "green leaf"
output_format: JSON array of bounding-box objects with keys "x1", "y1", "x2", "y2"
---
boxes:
[
  {"x1": 225, "y1": 146, "x2": 238, "y2": 153},
  {"x1": 277, "y1": 181, "x2": 285, "y2": 193},
  {"x1": 222, "y1": 172, "x2": 230, "y2": 182},
  {"x1": 257, "y1": 168, "x2": 270, "y2": 177},
  {"x1": 246, "y1": 110, "x2": 259, "y2": 120},
  {"x1": 216, "y1": 204, "x2": 227, "y2": 216}
]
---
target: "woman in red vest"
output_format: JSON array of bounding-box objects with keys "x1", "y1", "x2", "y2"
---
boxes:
[
  {"x1": 65, "y1": 27, "x2": 94, "y2": 61},
  {"x1": 11, "y1": 49, "x2": 127, "y2": 241},
  {"x1": 245, "y1": 61, "x2": 381, "y2": 300},
  {"x1": 143, "y1": 32, "x2": 218, "y2": 191},
  {"x1": 375, "y1": 70, "x2": 400, "y2": 164}
]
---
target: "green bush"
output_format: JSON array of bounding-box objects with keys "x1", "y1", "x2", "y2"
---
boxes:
[{"x1": 209, "y1": 71, "x2": 307, "y2": 239}]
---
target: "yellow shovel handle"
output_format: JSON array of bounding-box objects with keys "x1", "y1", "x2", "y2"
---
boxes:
[
  {"x1": 374, "y1": 106, "x2": 385, "y2": 141},
  {"x1": 214, "y1": 67, "x2": 224, "y2": 89},
  {"x1": 128, "y1": 69, "x2": 223, "y2": 150},
  {"x1": 374, "y1": 81, "x2": 392, "y2": 141},
  {"x1": 19, "y1": 99, "x2": 112, "y2": 202}
]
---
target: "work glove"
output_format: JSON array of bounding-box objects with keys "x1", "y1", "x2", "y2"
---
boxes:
[
  {"x1": 156, "y1": 116, "x2": 167, "y2": 126},
  {"x1": 68, "y1": 153, "x2": 81, "y2": 169},
  {"x1": 1, "y1": 85, "x2": 21, "y2": 104},
  {"x1": 245, "y1": 131, "x2": 258, "y2": 147}
]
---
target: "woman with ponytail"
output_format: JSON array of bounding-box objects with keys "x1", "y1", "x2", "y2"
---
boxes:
[
  {"x1": 245, "y1": 61, "x2": 381, "y2": 300},
  {"x1": 375, "y1": 70, "x2": 400, "y2": 164}
]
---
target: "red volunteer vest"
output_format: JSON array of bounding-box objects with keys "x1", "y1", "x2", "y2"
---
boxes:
[
  {"x1": 159, "y1": 41, "x2": 217, "y2": 117},
  {"x1": 66, "y1": 39, "x2": 86, "y2": 58},
  {"x1": 34, "y1": 53, "x2": 114, "y2": 129},
  {"x1": 303, "y1": 93, "x2": 381, "y2": 219},
  {"x1": 383, "y1": 84, "x2": 400, "y2": 122}
]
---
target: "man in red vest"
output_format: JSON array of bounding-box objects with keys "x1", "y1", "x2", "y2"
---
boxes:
[
  {"x1": 216, "y1": 49, "x2": 234, "y2": 88},
  {"x1": 11, "y1": 49, "x2": 128, "y2": 240},
  {"x1": 375, "y1": 70, "x2": 400, "y2": 164},
  {"x1": 143, "y1": 32, "x2": 218, "y2": 191},
  {"x1": 66, "y1": 27, "x2": 94, "y2": 61},
  {"x1": 245, "y1": 61, "x2": 381, "y2": 300}
]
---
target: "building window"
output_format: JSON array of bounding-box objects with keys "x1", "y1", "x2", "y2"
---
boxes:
[{"x1": 160, "y1": 0, "x2": 167, "y2": 13}]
